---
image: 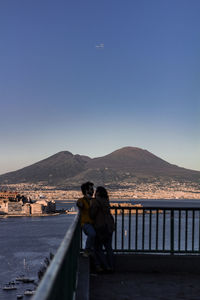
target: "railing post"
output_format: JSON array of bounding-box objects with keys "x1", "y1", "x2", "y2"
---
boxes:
[{"x1": 170, "y1": 209, "x2": 174, "y2": 255}]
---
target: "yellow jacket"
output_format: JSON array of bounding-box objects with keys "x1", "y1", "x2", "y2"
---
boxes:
[{"x1": 77, "y1": 196, "x2": 94, "y2": 226}]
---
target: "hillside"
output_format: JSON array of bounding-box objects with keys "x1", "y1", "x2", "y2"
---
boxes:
[
  {"x1": 0, "y1": 147, "x2": 199, "y2": 188},
  {"x1": 0, "y1": 151, "x2": 91, "y2": 185}
]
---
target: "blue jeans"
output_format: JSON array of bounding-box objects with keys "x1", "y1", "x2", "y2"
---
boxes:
[{"x1": 82, "y1": 223, "x2": 96, "y2": 250}]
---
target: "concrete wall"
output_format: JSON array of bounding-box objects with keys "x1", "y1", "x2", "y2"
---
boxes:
[
  {"x1": 115, "y1": 254, "x2": 200, "y2": 274},
  {"x1": 6, "y1": 202, "x2": 22, "y2": 214},
  {"x1": 31, "y1": 203, "x2": 44, "y2": 214},
  {"x1": 22, "y1": 203, "x2": 31, "y2": 215}
]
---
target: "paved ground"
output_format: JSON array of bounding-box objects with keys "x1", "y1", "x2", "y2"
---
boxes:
[{"x1": 90, "y1": 271, "x2": 200, "y2": 300}]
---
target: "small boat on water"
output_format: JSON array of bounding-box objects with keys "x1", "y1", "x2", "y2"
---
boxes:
[
  {"x1": 24, "y1": 289, "x2": 35, "y2": 296},
  {"x1": 2, "y1": 283, "x2": 17, "y2": 290},
  {"x1": 16, "y1": 275, "x2": 35, "y2": 283},
  {"x1": 16, "y1": 274, "x2": 25, "y2": 281},
  {"x1": 22, "y1": 278, "x2": 35, "y2": 283},
  {"x1": 17, "y1": 295, "x2": 23, "y2": 299},
  {"x1": 9, "y1": 281, "x2": 16, "y2": 284}
]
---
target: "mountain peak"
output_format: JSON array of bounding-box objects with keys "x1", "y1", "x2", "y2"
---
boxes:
[
  {"x1": 53, "y1": 151, "x2": 73, "y2": 157},
  {"x1": 110, "y1": 146, "x2": 145, "y2": 155}
]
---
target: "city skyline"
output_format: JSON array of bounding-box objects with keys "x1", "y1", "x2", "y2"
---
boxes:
[{"x1": 0, "y1": 0, "x2": 200, "y2": 175}]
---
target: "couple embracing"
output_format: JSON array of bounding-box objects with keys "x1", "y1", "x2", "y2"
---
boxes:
[{"x1": 77, "y1": 181, "x2": 115, "y2": 273}]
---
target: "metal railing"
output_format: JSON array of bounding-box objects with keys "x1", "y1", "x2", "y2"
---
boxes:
[
  {"x1": 32, "y1": 213, "x2": 80, "y2": 300},
  {"x1": 33, "y1": 206, "x2": 200, "y2": 300},
  {"x1": 79, "y1": 206, "x2": 200, "y2": 254},
  {"x1": 111, "y1": 206, "x2": 200, "y2": 254}
]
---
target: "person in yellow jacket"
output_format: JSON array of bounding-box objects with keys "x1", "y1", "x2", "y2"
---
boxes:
[{"x1": 77, "y1": 181, "x2": 96, "y2": 257}]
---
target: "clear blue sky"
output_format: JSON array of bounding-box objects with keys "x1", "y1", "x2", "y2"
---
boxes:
[{"x1": 0, "y1": 0, "x2": 200, "y2": 175}]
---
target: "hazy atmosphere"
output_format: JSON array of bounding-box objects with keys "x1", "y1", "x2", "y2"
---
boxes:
[{"x1": 0, "y1": 0, "x2": 200, "y2": 175}]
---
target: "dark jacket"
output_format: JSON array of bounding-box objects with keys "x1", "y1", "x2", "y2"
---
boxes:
[{"x1": 90, "y1": 197, "x2": 115, "y2": 240}]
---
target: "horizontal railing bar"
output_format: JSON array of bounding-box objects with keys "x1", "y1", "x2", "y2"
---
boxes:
[
  {"x1": 114, "y1": 249, "x2": 200, "y2": 253},
  {"x1": 111, "y1": 206, "x2": 200, "y2": 211}
]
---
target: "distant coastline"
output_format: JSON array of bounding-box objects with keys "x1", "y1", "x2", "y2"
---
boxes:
[
  {"x1": 1, "y1": 181, "x2": 200, "y2": 201},
  {"x1": 0, "y1": 212, "x2": 61, "y2": 218}
]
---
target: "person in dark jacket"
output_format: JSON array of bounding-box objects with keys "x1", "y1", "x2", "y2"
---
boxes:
[{"x1": 90, "y1": 186, "x2": 115, "y2": 272}]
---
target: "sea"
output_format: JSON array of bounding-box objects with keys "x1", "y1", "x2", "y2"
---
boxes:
[
  {"x1": 1, "y1": 199, "x2": 200, "y2": 300},
  {"x1": 0, "y1": 201, "x2": 76, "y2": 300}
]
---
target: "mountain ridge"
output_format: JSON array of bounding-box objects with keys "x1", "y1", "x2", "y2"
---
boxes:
[{"x1": 0, "y1": 147, "x2": 199, "y2": 188}]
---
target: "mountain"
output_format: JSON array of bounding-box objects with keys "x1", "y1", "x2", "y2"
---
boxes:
[
  {"x1": 0, "y1": 151, "x2": 91, "y2": 185},
  {"x1": 87, "y1": 147, "x2": 173, "y2": 170},
  {"x1": 0, "y1": 147, "x2": 199, "y2": 188}
]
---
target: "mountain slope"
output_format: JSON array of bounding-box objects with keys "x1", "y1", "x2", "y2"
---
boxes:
[
  {"x1": 86, "y1": 147, "x2": 198, "y2": 176},
  {"x1": 0, "y1": 151, "x2": 91, "y2": 184},
  {"x1": 86, "y1": 147, "x2": 172, "y2": 170}
]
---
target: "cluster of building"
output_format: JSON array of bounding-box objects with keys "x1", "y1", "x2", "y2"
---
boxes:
[
  {"x1": 108, "y1": 180, "x2": 200, "y2": 199},
  {"x1": 0, "y1": 191, "x2": 56, "y2": 216},
  {"x1": 1, "y1": 179, "x2": 200, "y2": 204}
]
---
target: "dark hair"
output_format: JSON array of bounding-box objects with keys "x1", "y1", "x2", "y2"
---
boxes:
[
  {"x1": 81, "y1": 181, "x2": 94, "y2": 195},
  {"x1": 96, "y1": 186, "x2": 109, "y2": 199}
]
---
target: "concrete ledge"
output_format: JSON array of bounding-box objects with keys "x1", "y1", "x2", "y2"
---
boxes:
[
  {"x1": 80, "y1": 253, "x2": 200, "y2": 300},
  {"x1": 75, "y1": 255, "x2": 90, "y2": 300},
  {"x1": 115, "y1": 254, "x2": 200, "y2": 274}
]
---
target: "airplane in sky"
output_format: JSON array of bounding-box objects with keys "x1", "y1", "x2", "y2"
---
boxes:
[{"x1": 95, "y1": 43, "x2": 104, "y2": 49}]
